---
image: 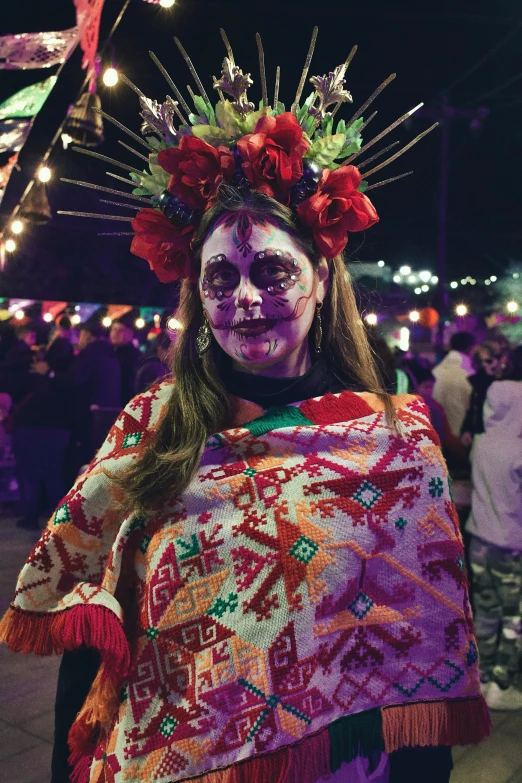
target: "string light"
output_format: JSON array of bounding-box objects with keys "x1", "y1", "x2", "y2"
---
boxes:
[
  {"x1": 409, "y1": 310, "x2": 420, "y2": 322},
  {"x1": 103, "y1": 67, "x2": 119, "y2": 87},
  {"x1": 399, "y1": 327, "x2": 410, "y2": 352},
  {"x1": 419, "y1": 271, "x2": 431, "y2": 283},
  {"x1": 159, "y1": 0, "x2": 176, "y2": 6},
  {"x1": 399, "y1": 265, "x2": 411, "y2": 276},
  {"x1": 71, "y1": 314, "x2": 81, "y2": 325},
  {"x1": 414, "y1": 287, "x2": 421, "y2": 295},
  {"x1": 43, "y1": 312, "x2": 53, "y2": 323},
  {"x1": 365, "y1": 313, "x2": 378, "y2": 326},
  {"x1": 392, "y1": 274, "x2": 401, "y2": 283},
  {"x1": 102, "y1": 316, "x2": 112, "y2": 327},
  {"x1": 377, "y1": 260, "x2": 385, "y2": 267},
  {"x1": 5, "y1": 238, "x2": 16, "y2": 252},
  {"x1": 407, "y1": 274, "x2": 417, "y2": 284},
  {"x1": 460, "y1": 279, "x2": 467, "y2": 285},
  {"x1": 421, "y1": 284, "x2": 429, "y2": 292},
  {"x1": 507, "y1": 301, "x2": 519, "y2": 313},
  {"x1": 455, "y1": 304, "x2": 468, "y2": 316},
  {"x1": 14, "y1": 309, "x2": 24, "y2": 320},
  {"x1": 450, "y1": 281, "x2": 458, "y2": 289},
  {"x1": 11, "y1": 220, "x2": 23, "y2": 234},
  {"x1": 38, "y1": 166, "x2": 52, "y2": 183},
  {"x1": 166, "y1": 316, "x2": 182, "y2": 332},
  {"x1": 490, "y1": 275, "x2": 497, "y2": 282},
  {"x1": 135, "y1": 317, "x2": 146, "y2": 329},
  {"x1": 430, "y1": 275, "x2": 438, "y2": 284},
  {"x1": 485, "y1": 280, "x2": 491, "y2": 286}
]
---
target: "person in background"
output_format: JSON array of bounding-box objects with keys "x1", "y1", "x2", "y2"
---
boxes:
[
  {"x1": 110, "y1": 315, "x2": 140, "y2": 406},
  {"x1": 432, "y1": 332, "x2": 476, "y2": 438},
  {"x1": 415, "y1": 367, "x2": 468, "y2": 467},
  {"x1": 134, "y1": 329, "x2": 172, "y2": 395},
  {"x1": 461, "y1": 338, "x2": 512, "y2": 446},
  {"x1": 45, "y1": 315, "x2": 74, "y2": 375},
  {"x1": 366, "y1": 332, "x2": 413, "y2": 394},
  {"x1": 71, "y1": 320, "x2": 121, "y2": 472},
  {"x1": 466, "y1": 381, "x2": 522, "y2": 710}
]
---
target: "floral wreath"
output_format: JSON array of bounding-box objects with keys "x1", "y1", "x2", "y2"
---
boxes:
[{"x1": 61, "y1": 30, "x2": 436, "y2": 284}]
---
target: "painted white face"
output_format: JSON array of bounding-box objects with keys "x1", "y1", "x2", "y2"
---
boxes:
[{"x1": 199, "y1": 214, "x2": 328, "y2": 376}]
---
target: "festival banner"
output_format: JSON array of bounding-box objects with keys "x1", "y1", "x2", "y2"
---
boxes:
[
  {"x1": 0, "y1": 154, "x2": 18, "y2": 206},
  {"x1": 0, "y1": 76, "x2": 58, "y2": 121},
  {"x1": 0, "y1": 28, "x2": 78, "y2": 70},
  {"x1": 73, "y1": 0, "x2": 105, "y2": 90},
  {"x1": 0, "y1": 119, "x2": 31, "y2": 153}
]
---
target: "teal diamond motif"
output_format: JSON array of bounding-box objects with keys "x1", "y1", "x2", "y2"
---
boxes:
[
  {"x1": 266, "y1": 694, "x2": 280, "y2": 708},
  {"x1": 54, "y1": 503, "x2": 71, "y2": 525},
  {"x1": 352, "y1": 480, "x2": 382, "y2": 509},
  {"x1": 244, "y1": 467, "x2": 257, "y2": 477},
  {"x1": 140, "y1": 534, "x2": 151, "y2": 554},
  {"x1": 122, "y1": 432, "x2": 142, "y2": 449},
  {"x1": 428, "y1": 477, "x2": 444, "y2": 498},
  {"x1": 146, "y1": 626, "x2": 159, "y2": 640},
  {"x1": 348, "y1": 591, "x2": 374, "y2": 620},
  {"x1": 395, "y1": 517, "x2": 408, "y2": 530},
  {"x1": 289, "y1": 535, "x2": 319, "y2": 564},
  {"x1": 159, "y1": 715, "x2": 177, "y2": 738}
]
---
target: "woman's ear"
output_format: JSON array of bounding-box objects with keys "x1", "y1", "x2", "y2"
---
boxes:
[{"x1": 316, "y1": 257, "x2": 330, "y2": 304}]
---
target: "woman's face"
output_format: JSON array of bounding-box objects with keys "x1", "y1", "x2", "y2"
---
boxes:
[
  {"x1": 199, "y1": 214, "x2": 328, "y2": 376},
  {"x1": 478, "y1": 349, "x2": 506, "y2": 377}
]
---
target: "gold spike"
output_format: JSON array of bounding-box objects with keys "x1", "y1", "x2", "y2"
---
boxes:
[
  {"x1": 186, "y1": 85, "x2": 196, "y2": 106},
  {"x1": 57, "y1": 211, "x2": 133, "y2": 221},
  {"x1": 92, "y1": 108, "x2": 153, "y2": 151},
  {"x1": 331, "y1": 46, "x2": 358, "y2": 119},
  {"x1": 105, "y1": 172, "x2": 139, "y2": 187},
  {"x1": 362, "y1": 123, "x2": 438, "y2": 178},
  {"x1": 174, "y1": 37, "x2": 210, "y2": 104},
  {"x1": 119, "y1": 73, "x2": 145, "y2": 98},
  {"x1": 220, "y1": 28, "x2": 234, "y2": 64},
  {"x1": 149, "y1": 51, "x2": 192, "y2": 116},
  {"x1": 60, "y1": 177, "x2": 151, "y2": 204},
  {"x1": 256, "y1": 33, "x2": 268, "y2": 108},
  {"x1": 341, "y1": 102, "x2": 424, "y2": 166},
  {"x1": 357, "y1": 141, "x2": 400, "y2": 171},
  {"x1": 273, "y1": 66, "x2": 281, "y2": 109},
  {"x1": 71, "y1": 147, "x2": 144, "y2": 177},
  {"x1": 358, "y1": 110, "x2": 378, "y2": 134},
  {"x1": 213, "y1": 78, "x2": 225, "y2": 103},
  {"x1": 365, "y1": 171, "x2": 413, "y2": 191},
  {"x1": 291, "y1": 26, "x2": 319, "y2": 114},
  {"x1": 117, "y1": 140, "x2": 149, "y2": 163},
  {"x1": 99, "y1": 199, "x2": 141, "y2": 210},
  {"x1": 347, "y1": 74, "x2": 396, "y2": 127}
]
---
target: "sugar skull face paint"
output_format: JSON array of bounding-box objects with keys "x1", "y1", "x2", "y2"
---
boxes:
[{"x1": 200, "y1": 216, "x2": 329, "y2": 376}]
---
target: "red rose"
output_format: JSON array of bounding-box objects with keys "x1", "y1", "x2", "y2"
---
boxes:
[
  {"x1": 297, "y1": 165, "x2": 379, "y2": 258},
  {"x1": 158, "y1": 136, "x2": 234, "y2": 211},
  {"x1": 131, "y1": 208, "x2": 195, "y2": 283},
  {"x1": 237, "y1": 112, "x2": 309, "y2": 203}
]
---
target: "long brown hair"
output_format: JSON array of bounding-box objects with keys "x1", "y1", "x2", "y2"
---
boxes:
[{"x1": 117, "y1": 186, "x2": 394, "y2": 515}]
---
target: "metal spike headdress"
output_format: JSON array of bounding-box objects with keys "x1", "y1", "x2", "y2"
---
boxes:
[{"x1": 59, "y1": 28, "x2": 437, "y2": 284}]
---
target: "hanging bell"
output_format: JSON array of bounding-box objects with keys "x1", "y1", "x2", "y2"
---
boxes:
[
  {"x1": 62, "y1": 91, "x2": 104, "y2": 148},
  {"x1": 19, "y1": 181, "x2": 51, "y2": 223}
]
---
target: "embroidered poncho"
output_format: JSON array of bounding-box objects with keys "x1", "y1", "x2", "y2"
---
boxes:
[{"x1": 0, "y1": 383, "x2": 490, "y2": 783}]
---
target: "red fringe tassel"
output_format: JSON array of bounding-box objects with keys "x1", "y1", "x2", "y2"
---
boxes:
[{"x1": 382, "y1": 697, "x2": 491, "y2": 753}]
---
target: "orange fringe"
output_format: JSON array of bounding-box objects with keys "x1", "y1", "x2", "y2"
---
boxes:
[
  {"x1": 382, "y1": 697, "x2": 491, "y2": 753},
  {"x1": 0, "y1": 605, "x2": 68, "y2": 655},
  {"x1": 68, "y1": 668, "x2": 120, "y2": 754}
]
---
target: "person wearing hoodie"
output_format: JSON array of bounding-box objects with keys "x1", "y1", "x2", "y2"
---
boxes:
[{"x1": 466, "y1": 380, "x2": 522, "y2": 710}]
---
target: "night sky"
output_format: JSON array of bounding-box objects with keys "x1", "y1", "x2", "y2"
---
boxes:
[{"x1": 1, "y1": 0, "x2": 521, "y2": 306}]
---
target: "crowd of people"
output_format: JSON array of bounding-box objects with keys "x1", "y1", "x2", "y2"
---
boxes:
[{"x1": 0, "y1": 314, "x2": 172, "y2": 530}]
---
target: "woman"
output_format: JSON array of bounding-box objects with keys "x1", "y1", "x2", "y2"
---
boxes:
[{"x1": 1, "y1": 30, "x2": 489, "y2": 783}]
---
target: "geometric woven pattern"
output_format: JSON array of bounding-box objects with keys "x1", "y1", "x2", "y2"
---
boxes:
[{"x1": 3, "y1": 384, "x2": 484, "y2": 782}]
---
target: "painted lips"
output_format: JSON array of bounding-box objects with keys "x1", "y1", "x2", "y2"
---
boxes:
[{"x1": 232, "y1": 319, "x2": 277, "y2": 336}]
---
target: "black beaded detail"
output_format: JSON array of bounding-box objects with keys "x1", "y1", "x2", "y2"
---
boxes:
[
  {"x1": 289, "y1": 160, "x2": 323, "y2": 209},
  {"x1": 158, "y1": 190, "x2": 201, "y2": 226}
]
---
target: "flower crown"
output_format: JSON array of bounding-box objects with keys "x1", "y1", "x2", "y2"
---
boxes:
[{"x1": 59, "y1": 29, "x2": 437, "y2": 284}]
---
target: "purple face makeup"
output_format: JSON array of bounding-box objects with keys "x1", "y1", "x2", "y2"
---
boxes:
[{"x1": 200, "y1": 217, "x2": 326, "y2": 376}]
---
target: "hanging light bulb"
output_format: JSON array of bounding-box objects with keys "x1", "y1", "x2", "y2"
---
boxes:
[
  {"x1": 455, "y1": 304, "x2": 468, "y2": 316},
  {"x1": 135, "y1": 317, "x2": 146, "y2": 329},
  {"x1": 102, "y1": 316, "x2": 112, "y2": 327},
  {"x1": 103, "y1": 67, "x2": 119, "y2": 87},
  {"x1": 507, "y1": 301, "x2": 519, "y2": 313},
  {"x1": 43, "y1": 312, "x2": 53, "y2": 323},
  {"x1": 159, "y1": 0, "x2": 176, "y2": 7},
  {"x1": 5, "y1": 238, "x2": 16, "y2": 252},
  {"x1": 399, "y1": 265, "x2": 411, "y2": 276},
  {"x1": 166, "y1": 316, "x2": 182, "y2": 332},
  {"x1": 409, "y1": 310, "x2": 420, "y2": 322},
  {"x1": 38, "y1": 166, "x2": 52, "y2": 183},
  {"x1": 377, "y1": 260, "x2": 385, "y2": 267},
  {"x1": 450, "y1": 281, "x2": 458, "y2": 289},
  {"x1": 14, "y1": 309, "x2": 24, "y2": 320},
  {"x1": 71, "y1": 314, "x2": 81, "y2": 325},
  {"x1": 365, "y1": 313, "x2": 378, "y2": 326},
  {"x1": 11, "y1": 219, "x2": 23, "y2": 234}
]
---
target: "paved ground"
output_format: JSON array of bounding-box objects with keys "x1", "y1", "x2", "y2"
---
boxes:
[{"x1": 1, "y1": 513, "x2": 521, "y2": 783}]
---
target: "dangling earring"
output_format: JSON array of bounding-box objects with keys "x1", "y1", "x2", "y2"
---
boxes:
[
  {"x1": 196, "y1": 315, "x2": 212, "y2": 356},
  {"x1": 314, "y1": 302, "x2": 323, "y2": 355}
]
